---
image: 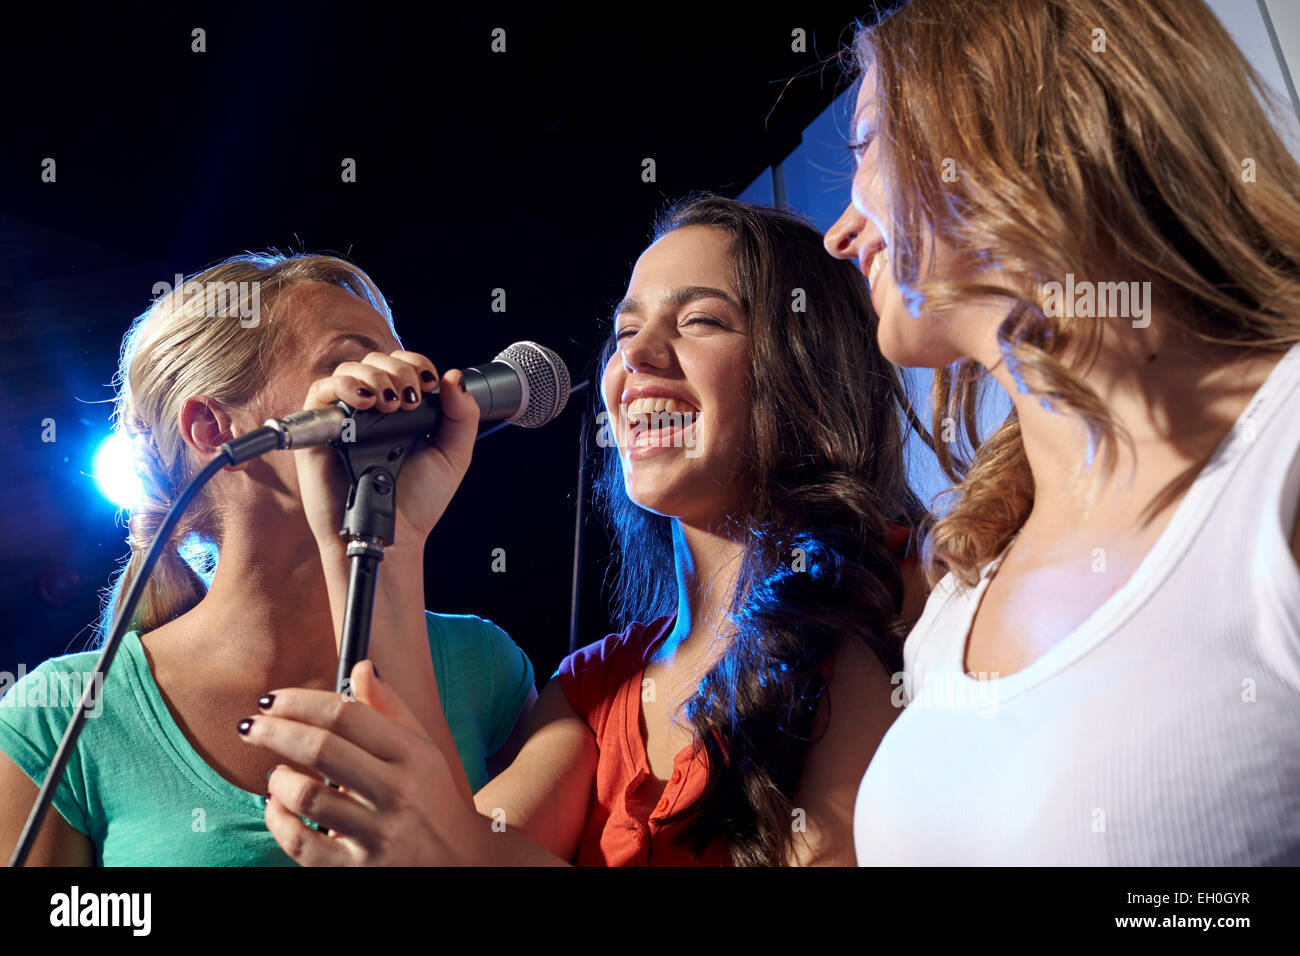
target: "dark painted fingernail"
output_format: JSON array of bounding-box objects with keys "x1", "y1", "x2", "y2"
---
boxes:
[
  {"x1": 264, "y1": 792, "x2": 271, "y2": 807},
  {"x1": 420, "y1": 370, "x2": 435, "y2": 383},
  {"x1": 357, "y1": 386, "x2": 374, "y2": 398},
  {"x1": 403, "y1": 386, "x2": 418, "y2": 404},
  {"x1": 237, "y1": 717, "x2": 254, "y2": 735},
  {"x1": 383, "y1": 388, "x2": 399, "y2": 403},
  {"x1": 458, "y1": 377, "x2": 467, "y2": 393},
  {"x1": 257, "y1": 694, "x2": 275, "y2": 710}
]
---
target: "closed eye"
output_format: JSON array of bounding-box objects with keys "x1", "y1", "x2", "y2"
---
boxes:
[
  {"x1": 615, "y1": 316, "x2": 724, "y2": 339},
  {"x1": 846, "y1": 134, "x2": 875, "y2": 159}
]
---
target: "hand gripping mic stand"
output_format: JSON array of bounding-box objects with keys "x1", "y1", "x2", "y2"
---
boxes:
[{"x1": 327, "y1": 398, "x2": 420, "y2": 704}]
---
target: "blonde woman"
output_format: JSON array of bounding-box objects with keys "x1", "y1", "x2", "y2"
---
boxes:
[
  {"x1": 824, "y1": 0, "x2": 1300, "y2": 864},
  {"x1": 0, "y1": 253, "x2": 536, "y2": 865}
]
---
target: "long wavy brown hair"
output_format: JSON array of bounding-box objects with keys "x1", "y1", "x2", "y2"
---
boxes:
[
  {"x1": 851, "y1": 0, "x2": 1300, "y2": 587},
  {"x1": 591, "y1": 193, "x2": 927, "y2": 865}
]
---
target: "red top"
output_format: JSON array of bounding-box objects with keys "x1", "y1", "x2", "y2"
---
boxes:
[
  {"x1": 555, "y1": 524, "x2": 916, "y2": 867},
  {"x1": 556, "y1": 615, "x2": 732, "y2": 866}
]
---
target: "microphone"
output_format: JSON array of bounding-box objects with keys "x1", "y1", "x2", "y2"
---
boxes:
[{"x1": 222, "y1": 341, "x2": 571, "y2": 464}]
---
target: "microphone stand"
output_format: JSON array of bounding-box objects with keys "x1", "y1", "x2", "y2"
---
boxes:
[
  {"x1": 327, "y1": 398, "x2": 422, "y2": 705},
  {"x1": 328, "y1": 379, "x2": 596, "y2": 672},
  {"x1": 321, "y1": 371, "x2": 589, "y2": 688}
]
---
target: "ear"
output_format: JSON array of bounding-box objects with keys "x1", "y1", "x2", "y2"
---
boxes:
[{"x1": 178, "y1": 395, "x2": 251, "y2": 473}]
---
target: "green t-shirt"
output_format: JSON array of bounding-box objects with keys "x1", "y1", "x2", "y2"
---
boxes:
[{"x1": 0, "y1": 611, "x2": 533, "y2": 866}]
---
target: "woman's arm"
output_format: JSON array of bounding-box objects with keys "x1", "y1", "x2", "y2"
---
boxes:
[
  {"x1": 786, "y1": 634, "x2": 900, "y2": 865},
  {"x1": 472, "y1": 678, "x2": 597, "y2": 861},
  {"x1": 0, "y1": 753, "x2": 94, "y2": 866},
  {"x1": 484, "y1": 684, "x2": 538, "y2": 781}
]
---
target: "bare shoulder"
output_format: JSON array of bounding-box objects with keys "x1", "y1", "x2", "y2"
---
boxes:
[{"x1": 788, "y1": 635, "x2": 900, "y2": 865}]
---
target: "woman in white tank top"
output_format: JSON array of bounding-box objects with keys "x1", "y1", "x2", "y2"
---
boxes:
[{"x1": 823, "y1": 0, "x2": 1300, "y2": 864}]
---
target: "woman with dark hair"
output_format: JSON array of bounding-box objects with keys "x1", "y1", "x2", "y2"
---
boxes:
[
  {"x1": 238, "y1": 193, "x2": 931, "y2": 865},
  {"x1": 825, "y1": 0, "x2": 1300, "y2": 864},
  {"x1": 576, "y1": 194, "x2": 929, "y2": 865}
]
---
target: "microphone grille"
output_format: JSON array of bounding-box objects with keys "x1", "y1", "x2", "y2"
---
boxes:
[{"x1": 496, "y1": 341, "x2": 571, "y2": 427}]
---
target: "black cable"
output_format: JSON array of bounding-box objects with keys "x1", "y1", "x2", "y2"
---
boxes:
[{"x1": 8, "y1": 450, "x2": 233, "y2": 867}]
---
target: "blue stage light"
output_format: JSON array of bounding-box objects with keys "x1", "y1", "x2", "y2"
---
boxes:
[{"x1": 93, "y1": 432, "x2": 143, "y2": 509}]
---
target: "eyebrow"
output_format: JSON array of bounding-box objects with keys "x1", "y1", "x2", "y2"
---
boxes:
[{"x1": 613, "y1": 285, "x2": 742, "y2": 320}]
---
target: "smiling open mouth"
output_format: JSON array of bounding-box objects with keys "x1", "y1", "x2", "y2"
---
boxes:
[{"x1": 625, "y1": 397, "x2": 700, "y2": 448}]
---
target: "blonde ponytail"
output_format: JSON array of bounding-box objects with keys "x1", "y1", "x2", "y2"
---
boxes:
[{"x1": 108, "y1": 405, "x2": 212, "y2": 635}]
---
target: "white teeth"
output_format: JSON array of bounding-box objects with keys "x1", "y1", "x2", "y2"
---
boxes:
[
  {"x1": 868, "y1": 248, "x2": 888, "y2": 288},
  {"x1": 625, "y1": 396, "x2": 699, "y2": 432},
  {"x1": 626, "y1": 396, "x2": 698, "y2": 418}
]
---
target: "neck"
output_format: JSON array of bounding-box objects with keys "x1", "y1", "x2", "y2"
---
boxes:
[
  {"x1": 663, "y1": 517, "x2": 745, "y2": 655},
  {"x1": 159, "y1": 517, "x2": 339, "y2": 687},
  {"x1": 972, "y1": 307, "x2": 1280, "y2": 522}
]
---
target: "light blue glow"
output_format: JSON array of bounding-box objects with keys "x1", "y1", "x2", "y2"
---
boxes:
[{"x1": 93, "y1": 432, "x2": 143, "y2": 509}]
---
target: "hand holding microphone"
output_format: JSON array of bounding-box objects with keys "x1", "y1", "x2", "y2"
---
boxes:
[
  {"x1": 293, "y1": 352, "x2": 479, "y2": 561},
  {"x1": 233, "y1": 340, "x2": 570, "y2": 796},
  {"x1": 221, "y1": 340, "x2": 572, "y2": 555}
]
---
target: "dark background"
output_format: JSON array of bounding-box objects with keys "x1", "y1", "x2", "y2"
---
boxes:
[{"x1": 0, "y1": 2, "x2": 879, "y2": 686}]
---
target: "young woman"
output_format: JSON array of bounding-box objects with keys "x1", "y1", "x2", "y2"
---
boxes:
[
  {"x1": 824, "y1": 0, "x2": 1300, "y2": 864},
  {"x1": 238, "y1": 194, "x2": 931, "y2": 865},
  {"x1": 0, "y1": 253, "x2": 537, "y2": 865}
]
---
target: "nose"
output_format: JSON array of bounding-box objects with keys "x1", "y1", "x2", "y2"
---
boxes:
[
  {"x1": 824, "y1": 202, "x2": 864, "y2": 260},
  {"x1": 619, "y1": 325, "x2": 671, "y2": 373}
]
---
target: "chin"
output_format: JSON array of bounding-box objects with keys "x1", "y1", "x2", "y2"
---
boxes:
[
  {"x1": 876, "y1": 310, "x2": 963, "y2": 370},
  {"x1": 876, "y1": 322, "x2": 931, "y2": 369},
  {"x1": 623, "y1": 479, "x2": 680, "y2": 518},
  {"x1": 623, "y1": 471, "x2": 713, "y2": 522}
]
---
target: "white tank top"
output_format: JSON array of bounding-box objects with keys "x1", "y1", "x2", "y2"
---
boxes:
[{"x1": 855, "y1": 342, "x2": 1300, "y2": 865}]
